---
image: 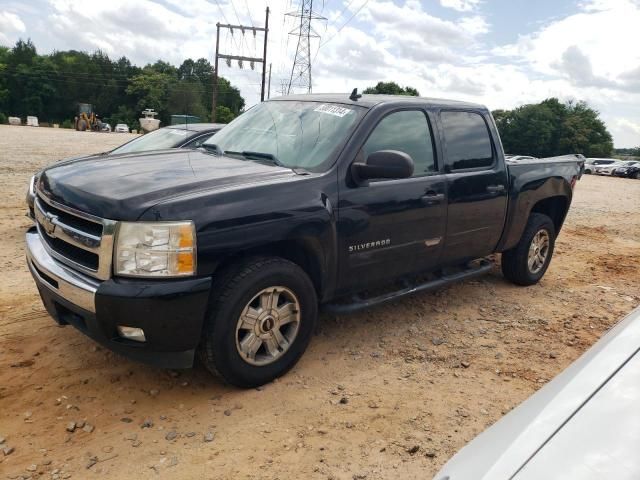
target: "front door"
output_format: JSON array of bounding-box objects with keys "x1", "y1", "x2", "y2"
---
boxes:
[{"x1": 336, "y1": 109, "x2": 448, "y2": 292}]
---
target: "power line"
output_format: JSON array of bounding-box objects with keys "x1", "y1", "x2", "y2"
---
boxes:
[
  {"x1": 320, "y1": 0, "x2": 369, "y2": 48},
  {"x1": 311, "y1": 0, "x2": 368, "y2": 67},
  {"x1": 243, "y1": 0, "x2": 255, "y2": 27}
]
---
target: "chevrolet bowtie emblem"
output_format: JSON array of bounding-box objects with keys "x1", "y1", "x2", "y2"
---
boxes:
[{"x1": 42, "y1": 212, "x2": 58, "y2": 236}]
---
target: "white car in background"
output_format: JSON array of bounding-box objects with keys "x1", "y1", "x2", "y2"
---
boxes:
[
  {"x1": 583, "y1": 158, "x2": 616, "y2": 174},
  {"x1": 114, "y1": 123, "x2": 129, "y2": 133},
  {"x1": 433, "y1": 307, "x2": 640, "y2": 480}
]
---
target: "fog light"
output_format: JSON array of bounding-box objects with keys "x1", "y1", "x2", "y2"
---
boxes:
[{"x1": 117, "y1": 326, "x2": 146, "y2": 342}]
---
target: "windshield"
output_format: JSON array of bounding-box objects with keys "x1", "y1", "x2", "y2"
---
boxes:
[
  {"x1": 203, "y1": 100, "x2": 365, "y2": 171},
  {"x1": 112, "y1": 128, "x2": 190, "y2": 154}
]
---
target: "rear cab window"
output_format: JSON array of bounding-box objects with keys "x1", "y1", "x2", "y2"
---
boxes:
[{"x1": 441, "y1": 111, "x2": 494, "y2": 171}]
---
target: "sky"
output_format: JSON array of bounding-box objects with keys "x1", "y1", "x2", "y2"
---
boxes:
[{"x1": 1, "y1": 0, "x2": 639, "y2": 147}]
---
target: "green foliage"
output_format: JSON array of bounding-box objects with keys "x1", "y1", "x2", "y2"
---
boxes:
[
  {"x1": 493, "y1": 98, "x2": 613, "y2": 158},
  {"x1": 60, "y1": 119, "x2": 73, "y2": 129},
  {"x1": 0, "y1": 112, "x2": 6, "y2": 124},
  {"x1": 215, "y1": 105, "x2": 235, "y2": 123},
  {"x1": 111, "y1": 105, "x2": 139, "y2": 132},
  {"x1": 363, "y1": 81, "x2": 419, "y2": 96},
  {"x1": 0, "y1": 39, "x2": 245, "y2": 128}
]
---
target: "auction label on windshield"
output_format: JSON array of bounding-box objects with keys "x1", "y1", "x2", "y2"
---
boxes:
[{"x1": 314, "y1": 104, "x2": 353, "y2": 117}]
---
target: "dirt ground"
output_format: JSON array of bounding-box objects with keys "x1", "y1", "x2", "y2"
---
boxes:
[{"x1": 0, "y1": 124, "x2": 639, "y2": 480}]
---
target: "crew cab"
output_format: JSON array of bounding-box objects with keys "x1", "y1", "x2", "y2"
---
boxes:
[{"x1": 25, "y1": 93, "x2": 583, "y2": 387}]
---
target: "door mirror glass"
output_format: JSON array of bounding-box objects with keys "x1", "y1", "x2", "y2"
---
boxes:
[{"x1": 353, "y1": 150, "x2": 414, "y2": 181}]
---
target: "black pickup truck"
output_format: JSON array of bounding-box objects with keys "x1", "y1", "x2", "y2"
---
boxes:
[{"x1": 25, "y1": 93, "x2": 583, "y2": 387}]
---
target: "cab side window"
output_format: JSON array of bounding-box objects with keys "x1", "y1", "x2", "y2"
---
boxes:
[
  {"x1": 441, "y1": 111, "x2": 493, "y2": 171},
  {"x1": 362, "y1": 110, "x2": 436, "y2": 177}
]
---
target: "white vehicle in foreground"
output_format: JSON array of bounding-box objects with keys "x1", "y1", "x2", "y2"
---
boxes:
[
  {"x1": 434, "y1": 306, "x2": 640, "y2": 480},
  {"x1": 114, "y1": 123, "x2": 129, "y2": 133}
]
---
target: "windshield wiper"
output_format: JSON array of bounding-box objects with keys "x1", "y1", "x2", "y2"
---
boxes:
[
  {"x1": 241, "y1": 151, "x2": 287, "y2": 167},
  {"x1": 222, "y1": 150, "x2": 287, "y2": 167},
  {"x1": 211, "y1": 149, "x2": 309, "y2": 174},
  {"x1": 200, "y1": 143, "x2": 222, "y2": 155}
]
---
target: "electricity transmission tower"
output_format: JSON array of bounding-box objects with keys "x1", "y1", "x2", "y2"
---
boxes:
[{"x1": 286, "y1": 0, "x2": 325, "y2": 94}]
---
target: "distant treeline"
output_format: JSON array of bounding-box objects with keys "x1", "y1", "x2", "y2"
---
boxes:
[
  {"x1": 492, "y1": 98, "x2": 614, "y2": 158},
  {"x1": 0, "y1": 39, "x2": 245, "y2": 130},
  {"x1": 614, "y1": 147, "x2": 640, "y2": 156}
]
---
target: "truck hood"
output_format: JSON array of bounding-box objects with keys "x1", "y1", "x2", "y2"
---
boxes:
[{"x1": 38, "y1": 149, "x2": 296, "y2": 220}]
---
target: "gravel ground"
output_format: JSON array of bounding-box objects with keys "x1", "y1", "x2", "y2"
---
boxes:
[{"x1": 0, "y1": 124, "x2": 639, "y2": 479}]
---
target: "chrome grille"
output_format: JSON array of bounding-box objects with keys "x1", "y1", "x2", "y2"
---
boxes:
[{"x1": 34, "y1": 192, "x2": 117, "y2": 280}]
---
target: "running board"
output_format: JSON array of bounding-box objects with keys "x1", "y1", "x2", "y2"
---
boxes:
[{"x1": 322, "y1": 259, "x2": 493, "y2": 315}]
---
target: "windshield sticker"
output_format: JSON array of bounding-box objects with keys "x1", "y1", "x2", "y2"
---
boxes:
[{"x1": 314, "y1": 104, "x2": 353, "y2": 118}]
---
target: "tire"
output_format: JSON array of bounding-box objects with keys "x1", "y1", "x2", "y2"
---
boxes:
[
  {"x1": 199, "y1": 256, "x2": 317, "y2": 388},
  {"x1": 634, "y1": 172, "x2": 640, "y2": 180},
  {"x1": 77, "y1": 119, "x2": 87, "y2": 131},
  {"x1": 584, "y1": 169, "x2": 591, "y2": 174},
  {"x1": 501, "y1": 213, "x2": 556, "y2": 286}
]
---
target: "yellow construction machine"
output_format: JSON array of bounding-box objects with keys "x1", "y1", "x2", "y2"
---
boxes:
[{"x1": 74, "y1": 103, "x2": 100, "y2": 131}]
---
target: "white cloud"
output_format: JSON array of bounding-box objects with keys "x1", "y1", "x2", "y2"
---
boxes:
[
  {"x1": 439, "y1": 0, "x2": 481, "y2": 13},
  {"x1": 458, "y1": 15, "x2": 489, "y2": 35},
  {"x1": 0, "y1": 11, "x2": 26, "y2": 45},
  {"x1": 3, "y1": 0, "x2": 640, "y2": 146},
  {"x1": 494, "y1": 0, "x2": 640, "y2": 82}
]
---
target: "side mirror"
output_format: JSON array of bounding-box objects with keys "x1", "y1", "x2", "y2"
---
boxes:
[{"x1": 352, "y1": 150, "x2": 414, "y2": 182}]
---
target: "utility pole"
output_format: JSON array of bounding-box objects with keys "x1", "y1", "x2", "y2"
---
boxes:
[
  {"x1": 212, "y1": 24, "x2": 220, "y2": 120},
  {"x1": 286, "y1": 0, "x2": 325, "y2": 94},
  {"x1": 267, "y1": 63, "x2": 272, "y2": 99},
  {"x1": 261, "y1": 7, "x2": 269, "y2": 102},
  {"x1": 212, "y1": 6, "x2": 269, "y2": 122}
]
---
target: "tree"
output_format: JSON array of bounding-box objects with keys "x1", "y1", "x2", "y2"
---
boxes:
[
  {"x1": 215, "y1": 105, "x2": 235, "y2": 123},
  {"x1": 492, "y1": 98, "x2": 613, "y2": 158},
  {"x1": 363, "y1": 81, "x2": 419, "y2": 96},
  {"x1": 126, "y1": 69, "x2": 177, "y2": 125},
  {"x1": 167, "y1": 80, "x2": 207, "y2": 120},
  {"x1": 0, "y1": 39, "x2": 245, "y2": 127}
]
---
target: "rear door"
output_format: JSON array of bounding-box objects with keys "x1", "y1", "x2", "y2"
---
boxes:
[
  {"x1": 336, "y1": 108, "x2": 448, "y2": 290},
  {"x1": 438, "y1": 110, "x2": 508, "y2": 264}
]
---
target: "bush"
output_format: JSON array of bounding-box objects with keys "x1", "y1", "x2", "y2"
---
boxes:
[
  {"x1": 61, "y1": 119, "x2": 73, "y2": 129},
  {"x1": 0, "y1": 112, "x2": 6, "y2": 124}
]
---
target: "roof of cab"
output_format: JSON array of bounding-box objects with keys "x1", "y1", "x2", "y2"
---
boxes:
[{"x1": 271, "y1": 93, "x2": 486, "y2": 110}]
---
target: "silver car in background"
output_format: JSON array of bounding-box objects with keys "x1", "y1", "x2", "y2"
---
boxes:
[{"x1": 434, "y1": 307, "x2": 640, "y2": 480}]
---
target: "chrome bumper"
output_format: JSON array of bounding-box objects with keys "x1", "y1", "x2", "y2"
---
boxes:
[{"x1": 26, "y1": 230, "x2": 100, "y2": 313}]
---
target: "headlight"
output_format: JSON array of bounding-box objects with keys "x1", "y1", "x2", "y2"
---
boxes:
[
  {"x1": 114, "y1": 221, "x2": 196, "y2": 277},
  {"x1": 26, "y1": 174, "x2": 37, "y2": 215}
]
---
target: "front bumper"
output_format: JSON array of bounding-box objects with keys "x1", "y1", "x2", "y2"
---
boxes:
[{"x1": 26, "y1": 228, "x2": 211, "y2": 368}]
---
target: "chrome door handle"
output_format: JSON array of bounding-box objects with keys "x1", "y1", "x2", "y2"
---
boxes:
[
  {"x1": 421, "y1": 192, "x2": 445, "y2": 205},
  {"x1": 486, "y1": 185, "x2": 505, "y2": 193}
]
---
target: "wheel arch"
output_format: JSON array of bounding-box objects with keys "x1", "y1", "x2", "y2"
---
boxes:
[
  {"x1": 211, "y1": 238, "x2": 327, "y2": 299},
  {"x1": 530, "y1": 195, "x2": 570, "y2": 234}
]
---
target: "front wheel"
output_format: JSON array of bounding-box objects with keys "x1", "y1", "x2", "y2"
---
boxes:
[
  {"x1": 199, "y1": 257, "x2": 317, "y2": 388},
  {"x1": 501, "y1": 213, "x2": 556, "y2": 286}
]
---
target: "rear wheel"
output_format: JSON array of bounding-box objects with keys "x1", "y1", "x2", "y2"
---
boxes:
[
  {"x1": 502, "y1": 213, "x2": 556, "y2": 286},
  {"x1": 77, "y1": 119, "x2": 87, "y2": 131},
  {"x1": 199, "y1": 257, "x2": 317, "y2": 388}
]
